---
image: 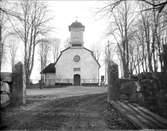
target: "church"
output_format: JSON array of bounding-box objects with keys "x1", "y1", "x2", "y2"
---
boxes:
[{"x1": 41, "y1": 21, "x2": 100, "y2": 86}]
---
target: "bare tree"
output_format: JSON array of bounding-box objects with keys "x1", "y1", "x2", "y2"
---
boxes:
[
  {"x1": 0, "y1": 9, "x2": 3, "y2": 72},
  {"x1": 106, "y1": 1, "x2": 137, "y2": 77},
  {"x1": 38, "y1": 39, "x2": 50, "y2": 72},
  {"x1": 161, "y1": 9, "x2": 167, "y2": 72},
  {"x1": 131, "y1": 3, "x2": 153, "y2": 73},
  {"x1": 133, "y1": 20, "x2": 148, "y2": 73},
  {"x1": 0, "y1": 1, "x2": 8, "y2": 72},
  {"x1": 50, "y1": 38, "x2": 60, "y2": 62},
  {"x1": 135, "y1": 1, "x2": 167, "y2": 72},
  {"x1": 105, "y1": 0, "x2": 167, "y2": 13},
  {"x1": 91, "y1": 43, "x2": 101, "y2": 62},
  {"x1": 7, "y1": 0, "x2": 51, "y2": 87},
  {"x1": 0, "y1": 0, "x2": 23, "y2": 72},
  {"x1": 104, "y1": 41, "x2": 112, "y2": 83},
  {"x1": 64, "y1": 38, "x2": 70, "y2": 48},
  {"x1": 7, "y1": 37, "x2": 18, "y2": 72},
  {"x1": 101, "y1": 0, "x2": 167, "y2": 76}
]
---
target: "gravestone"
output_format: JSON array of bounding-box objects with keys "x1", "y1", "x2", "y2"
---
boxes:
[
  {"x1": 11, "y1": 62, "x2": 26, "y2": 105},
  {"x1": 107, "y1": 60, "x2": 119, "y2": 101}
]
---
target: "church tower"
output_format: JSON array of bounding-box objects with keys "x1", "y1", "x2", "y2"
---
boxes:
[{"x1": 69, "y1": 20, "x2": 85, "y2": 47}]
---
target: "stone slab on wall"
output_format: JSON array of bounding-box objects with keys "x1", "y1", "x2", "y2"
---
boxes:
[
  {"x1": 0, "y1": 72, "x2": 12, "y2": 82},
  {"x1": 107, "y1": 61, "x2": 119, "y2": 101},
  {"x1": 1, "y1": 81, "x2": 10, "y2": 92},
  {"x1": 11, "y1": 62, "x2": 26, "y2": 105},
  {"x1": 0, "y1": 81, "x2": 10, "y2": 107},
  {"x1": 0, "y1": 72, "x2": 12, "y2": 107}
]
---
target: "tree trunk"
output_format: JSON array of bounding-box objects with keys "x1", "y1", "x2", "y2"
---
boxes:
[
  {"x1": 162, "y1": 45, "x2": 167, "y2": 72},
  {"x1": 25, "y1": 71, "x2": 31, "y2": 88},
  {"x1": 0, "y1": 24, "x2": 2, "y2": 72}
]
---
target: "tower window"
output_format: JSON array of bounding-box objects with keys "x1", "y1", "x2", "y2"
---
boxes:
[
  {"x1": 73, "y1": 68, "x2": 80, "y2": 71},
  {"x1": 72, "y1": 44, "x2": 82, "y2": 47}
]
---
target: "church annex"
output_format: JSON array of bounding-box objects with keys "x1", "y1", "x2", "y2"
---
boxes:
[{"x1": 41, "y1": 21, "x2": 100, "y2": 86}]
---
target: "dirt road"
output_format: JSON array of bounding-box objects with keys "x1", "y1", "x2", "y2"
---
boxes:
[
  {"x1": 26, "y1": 86, "x2": 107, "y2": 97},
  {"x1": 1, "y1": 92, "x2": 135, "y2": 130}
]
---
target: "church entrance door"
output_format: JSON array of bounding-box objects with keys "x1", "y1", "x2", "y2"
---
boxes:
[{"x1": 74, "y1": 74, "x2": 80, "y2": 86}]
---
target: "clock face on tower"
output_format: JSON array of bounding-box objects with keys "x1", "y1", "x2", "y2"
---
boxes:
[{"x1": 73, "y1": 55, "x2": 80, "y2": 62}]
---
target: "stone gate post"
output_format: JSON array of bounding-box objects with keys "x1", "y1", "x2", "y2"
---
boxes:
[
  {"x1": 107, "y1": 60, "x2": 119, "y2": 101},
  {"x1": 11, "y1": 62, "x2": 26, "y2": 105}
]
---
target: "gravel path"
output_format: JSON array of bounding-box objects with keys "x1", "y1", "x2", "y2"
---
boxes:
[{"x1": 1, "y1": 93, "x2": 135, "y2": 130}]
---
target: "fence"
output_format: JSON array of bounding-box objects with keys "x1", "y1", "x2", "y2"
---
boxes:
[{"x1": 43, "y1": 78, "x2": 100, "y2": 86}]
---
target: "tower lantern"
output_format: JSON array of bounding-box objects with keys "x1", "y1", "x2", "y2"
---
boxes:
[{"x1": 69, "y1": 20, "x2": 85, "y2": 47}]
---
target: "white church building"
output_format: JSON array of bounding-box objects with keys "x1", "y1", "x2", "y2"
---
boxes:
[{"x1": 41, "y1": 21, "x2": 100, "y2": 86}]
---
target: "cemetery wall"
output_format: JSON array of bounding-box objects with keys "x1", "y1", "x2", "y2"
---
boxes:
[{"x1": 0, "y1": 62, "x2": 26, "y2": 108}]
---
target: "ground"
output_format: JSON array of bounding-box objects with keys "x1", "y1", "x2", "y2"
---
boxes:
[{"x1": 1, "y1": 86, "x2": 135, "y2": 130}]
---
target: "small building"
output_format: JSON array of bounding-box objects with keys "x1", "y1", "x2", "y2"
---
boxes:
[{"x1": 41, "y1": 21, "x2": 100, "y2": 86}]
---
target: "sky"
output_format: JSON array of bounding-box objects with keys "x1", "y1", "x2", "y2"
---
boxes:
[
  {"x1": 45, "y1": 1, "x2": 110, "y2": 50},
  {"x1": 2, "y1": 1, "x2": 120, "y2": 82},
  {"x1": 30, "y1": 1, "x2": 117, "y2": 82}
]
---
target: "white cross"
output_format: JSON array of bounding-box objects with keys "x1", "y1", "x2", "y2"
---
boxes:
[{"x1": 75, "y1": 16, "x2": 79, "y2": 21}]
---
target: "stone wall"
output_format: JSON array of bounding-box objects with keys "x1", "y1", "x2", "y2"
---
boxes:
[
  {"x1": 107, "y1": 59, "x2": 167, "y2": 117},
  {"x1": 137, "y1": 72, "x2": 167, "y2": 117},
  {"x1": 118, "y1": 72, "x2": 167, "y2": 118},
  {"x1": 0, "y1": 72, "x2": 12, "y2": 107},
  {"x1": 1, "y1": 81, "x2": 11, "y2": 107},
  {"x1": 117, "y1": 80, "x2": 139, "y2": 103},
  {"x1": 0, "y1": 62, "x2": 26, "y2": 107}
]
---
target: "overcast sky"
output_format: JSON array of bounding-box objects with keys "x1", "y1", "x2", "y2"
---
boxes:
[{"x1": 46, "y1": 1, "x2": 109, "y2": 47}]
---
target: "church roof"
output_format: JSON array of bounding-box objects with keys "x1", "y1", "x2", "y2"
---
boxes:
[
  {"x1": 69, "y1": 21, "x2": 85, "y2": 31},
  {"x1": 70, "y1": 21, "x2": 84, "y2": 28},
  {"x1": 83, "y1": 47, "x2": 101, "y2": 67},
  {"x1": 41, "y1": 63, "x2": 56, "y2": 74}
]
